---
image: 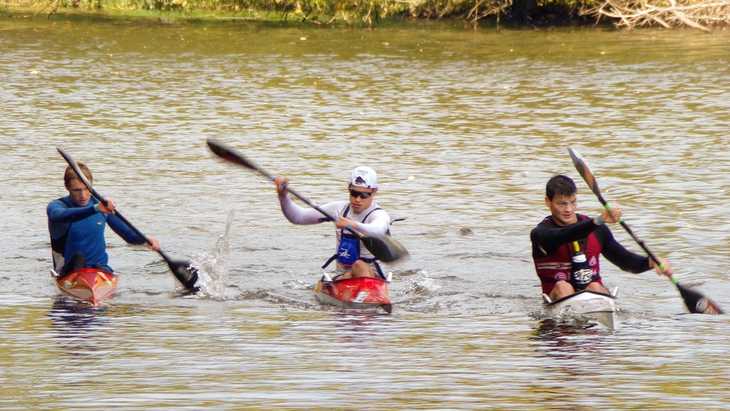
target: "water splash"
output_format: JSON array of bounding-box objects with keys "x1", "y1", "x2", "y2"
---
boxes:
[
  {"x1": 190, "y1": 210, "x2": 234, "y2": 299},
  {"x1": 401, "y1": 270, "x2": 441, "y2": 296}
]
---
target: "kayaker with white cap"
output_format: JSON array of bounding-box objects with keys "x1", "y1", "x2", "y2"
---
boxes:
[{"x1": 273, "y1": 166, "x2": 391, "y2": 280}]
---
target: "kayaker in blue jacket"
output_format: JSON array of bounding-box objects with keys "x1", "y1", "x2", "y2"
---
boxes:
[{"x1": 47, "y1": 162, "x2": 160, "y2": 275}]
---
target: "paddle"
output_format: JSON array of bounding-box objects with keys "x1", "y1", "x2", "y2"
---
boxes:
[
  {"x1": 57, "y1": 148, "x2": 200, "y2": 292},
  {"x1": 568, "y1": 147, "x2": 723, "y2": 314},
  {"x1": 206, "y1": 139, "x2": 409, "y2": 264}
]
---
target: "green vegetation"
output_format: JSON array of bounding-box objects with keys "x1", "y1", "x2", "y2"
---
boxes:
[
  {"x1": 2, "y1": 0, "x2": 727, "y2": 29},
  {"x1": 0, "y1": 0, "x2": 594, "y2": 26}
]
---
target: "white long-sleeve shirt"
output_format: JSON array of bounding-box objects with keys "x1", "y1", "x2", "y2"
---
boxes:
[{"x1": 278, "y1": 193, "x2": 391, "y2": 259}]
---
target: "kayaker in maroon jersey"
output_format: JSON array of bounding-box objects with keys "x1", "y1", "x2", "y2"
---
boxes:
[{"x1": 530, "y1": 175, "x2": 673, "y2": 302}]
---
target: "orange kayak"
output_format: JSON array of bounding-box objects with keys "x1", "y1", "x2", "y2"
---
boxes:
[
  {"x1": 55, "y1": 268, "x2": 118, "y2": 306},
  {"x1": 313, "y1": 276, "x2": 392, "y2": 313}
]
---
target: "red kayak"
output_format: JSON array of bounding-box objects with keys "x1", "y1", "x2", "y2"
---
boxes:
[
  {"x1": 313, "y1": 276, "x2": 392, "y2": 313},
  {"x1": 55, "y1": 268, "x2": 118, "y2": 306}
]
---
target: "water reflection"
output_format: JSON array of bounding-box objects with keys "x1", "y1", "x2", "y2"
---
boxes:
[
  {"x1": 333, "y1": 311, "x2": 390, "y2": 333},
  {"x1": 48, "y1": 296, "x2": 112, "y2": 355},
  {"x1": 528, "y1": 318, "x2": 616, "y2": 409},
  {"x1": 531, "y1": 318, "x2": 611, "y2": 360}
]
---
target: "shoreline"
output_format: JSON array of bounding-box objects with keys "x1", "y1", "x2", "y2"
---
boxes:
[
  {"x1": 2, "y1": 0, "x2": 726, "y2": 30},
  {"x1": 0, "y1": 2, "x2": 605, "y2": 28}
]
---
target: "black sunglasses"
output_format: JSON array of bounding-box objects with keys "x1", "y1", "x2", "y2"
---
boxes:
[{"x1": 349, "y1": 189, "x2": 373, "y2": 199}]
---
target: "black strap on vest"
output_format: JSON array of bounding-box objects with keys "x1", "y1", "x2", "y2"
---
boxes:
[{"x1": 343, "y1": 205, "x2": 382, "y2": 222}]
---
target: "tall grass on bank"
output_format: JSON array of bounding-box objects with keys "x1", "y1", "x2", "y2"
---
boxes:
[
  {"x1": 0, "y1": 0, "x2": 584, "y2": 25},
  {"x1": 586, "y1": 0, "x2": 730, "y2": 31},
  {"x1": 2, "y1": 0, "x2": 726, "y2": 28}
]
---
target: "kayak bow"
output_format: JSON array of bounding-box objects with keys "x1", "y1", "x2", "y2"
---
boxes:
[
  {"x1": 314, "y1": 276, "x2": 392, "y2": 314},
  {"x1": 544, "y1": 289, "x2": 617, "y2": 327},
  {"x1": 55, "y1": 268, "x2": 118, "y2": 306}
]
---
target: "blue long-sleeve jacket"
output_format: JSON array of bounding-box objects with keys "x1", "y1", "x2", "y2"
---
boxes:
[{"x1": 47, "y1": 196, "x2": 146, "y2": 273}]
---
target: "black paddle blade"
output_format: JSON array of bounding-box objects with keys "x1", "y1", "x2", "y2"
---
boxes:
[
  {"x1": 207, "y1": 138, "x2": 409, "y2": 264},
  {"x1": 167, "y1": 259, "x2": 200, "y2": 292},
  {"x1": 361, "y1": 235, "x2": 409, "y2": 263},
  {"x1": 568, "y1": 148, "x2": 602, "y2": 200},
  {"x1": 676, "y1": 283, "x2": 724, "y2": 314},
  {"x1": 207, "y1": 139, "x2": 259, "y2": 171}
]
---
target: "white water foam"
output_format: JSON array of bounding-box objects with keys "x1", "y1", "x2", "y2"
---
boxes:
[{"x1": 190, "y1": 210, "x2": 234, "y2": 299}]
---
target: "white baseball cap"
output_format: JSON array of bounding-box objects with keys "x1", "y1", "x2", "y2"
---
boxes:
[{"x1": 349, "y1": 166, "x2": 378, "y2": 189}]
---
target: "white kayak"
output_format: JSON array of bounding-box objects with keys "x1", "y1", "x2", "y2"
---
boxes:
[{"x1": 543, "y1": 289, "x2": 618, "y2": 327}]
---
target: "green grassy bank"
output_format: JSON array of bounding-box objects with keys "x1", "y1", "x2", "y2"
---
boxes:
[
  {"x1": 0, "y1": 0, "x2": 597, "y2": 26},
  {"x1": 1, "y1": 0, "x2": 726, "y2": 29}
]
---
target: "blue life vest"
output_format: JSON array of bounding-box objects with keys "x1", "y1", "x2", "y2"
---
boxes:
[
  {"x1": 335, "y1": 205, "x2": 381, "y2": 265},
  {"x1": 322, "y1": 206, "x2": 387, "y2": 279},
  {"x1": 337, "y1": 231, "x2": 361, "y2": 266}
]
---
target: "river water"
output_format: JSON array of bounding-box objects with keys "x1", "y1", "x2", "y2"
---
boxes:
[{"x1": 2, "y1": 18, "x2": 730, "y2": 409}]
